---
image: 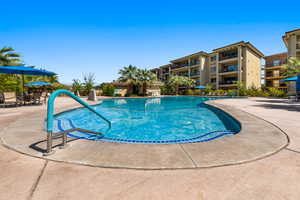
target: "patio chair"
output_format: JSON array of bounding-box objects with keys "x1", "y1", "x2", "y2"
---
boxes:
[
  {"x1": 0, "y1": 92, "x2": 4, "y2": 104},
  {"x1": 2, "y1": 92, "x2": 22, "y2": 107},
  {"x1": 32, "y1": 92, "x2": 42, "y2": 104},
  {"x1": 41, "y1": 92, "x2": 48, "y2": 104}
]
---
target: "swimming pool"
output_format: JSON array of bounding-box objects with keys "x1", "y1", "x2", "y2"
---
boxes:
[{"x1": 54, "y1": 96, "x2": 241, "y2": 144}]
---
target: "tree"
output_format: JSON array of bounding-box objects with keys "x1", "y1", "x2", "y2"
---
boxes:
[
  {"x1": 168, "y1": 75, "x2": 195, "y2": 95},
  {"x1": 118, "y1": 65, "x2": 139, "y2": 94},
  {"x1": 72, "y1": 79, "x2": 83, "y2": 96},
  {"x1": 136, "y1": 69, "x2": 157, "y2": 95},
  {"x1": 0, "y1": 47, "x2": 23, "y2": 66},
  {"x1": 284, "y1": 57, "x2": 300, "y2": 77},
  {"x1": 83, "y1": 73, "x2": 96, "y2": 95},
  {"x1": 118, "y1": 65, "x2": 139, "y2": 83}
]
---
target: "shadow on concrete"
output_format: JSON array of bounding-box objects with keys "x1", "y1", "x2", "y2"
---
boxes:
[
  {"x1": 29, "y1": 137, "x2": 79, "y2": 153},
  {"x1": 253, "y1": 103, "x2": 300, "y2": 112},
  {"x1": 253, "y1": 99, "x2": 289, "y2": 104}
]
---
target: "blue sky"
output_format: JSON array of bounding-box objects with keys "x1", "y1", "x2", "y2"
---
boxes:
[{"x1": 1, "y1": 0, "x2": 299, "y2": 84}]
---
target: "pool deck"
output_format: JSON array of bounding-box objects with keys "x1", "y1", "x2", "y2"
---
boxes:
[{"x1": 1, "y1": 97, "x2": 300, "y2": 199}]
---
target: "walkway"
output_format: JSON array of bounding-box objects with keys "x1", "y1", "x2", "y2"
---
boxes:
[{"x1": 0, "y1": 97, "x2": 300, "y2": 200}]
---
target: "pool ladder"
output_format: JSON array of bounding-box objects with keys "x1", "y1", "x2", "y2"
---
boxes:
[{"x1": 44, "y1": 89, "x2": 111, "y2": 156}]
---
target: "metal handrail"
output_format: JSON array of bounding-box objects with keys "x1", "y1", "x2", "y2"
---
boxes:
[{"x1": 44, "y1": 89, "x2": 111, "y2": 155}]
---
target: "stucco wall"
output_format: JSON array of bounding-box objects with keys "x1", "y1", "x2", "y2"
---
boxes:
[{"x1": 244, "y1": 49, "x2": 261, "y2": 88}]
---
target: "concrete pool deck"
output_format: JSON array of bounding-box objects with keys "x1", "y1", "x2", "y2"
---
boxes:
[
  {"x1": 0, "y1": 97, "x2": 300, "y2": 199},
  {"x1": 0, "y1": 99, "x2": 288, "y2": 169}
]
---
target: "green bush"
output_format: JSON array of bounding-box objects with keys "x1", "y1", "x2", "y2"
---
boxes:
[
  {"x1": 101, "y1": 83, "x2": 115, "y2": 96},
  {"x1": 160, "y1": 84, "x2": 175, "y2": 95},
  {"x1": 227, "y1": 89, "x2": 239, "y2": 96},
  {"x1": 185, "y1": 89, "x2": 194, "y2": 95},
  {"x1": 268, "y1": 88, "x2": 286, "y2": 97},
  {"x1": 215, "y1": 89, "x2": 225, "y2": 96},
  {"x1": 204, "y1": 85, "x2": 213, "y2": 94}
]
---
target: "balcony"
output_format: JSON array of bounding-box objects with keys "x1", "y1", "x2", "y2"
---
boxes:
[
  {"x1": 219, "y1": 50, "x2": 238, "y2": 62},
  {"x1": 176, "y1": 71, "x2": 189, "y2": 77},
  {"x1": 190, "y1": 72, "x2": 200, "y2": 77},
  {"x1": 219, "y1": 65, "x2": 238, "y2": 75},
  {"x1": 171, "y1": 63, "x2": 189, "y2": 70},
  {"x1": 190, "y1": 60, "x2": 200, "y2": 66},
  {"x1": 265, "y1": 61, "x2": 287, "y2": 68}
]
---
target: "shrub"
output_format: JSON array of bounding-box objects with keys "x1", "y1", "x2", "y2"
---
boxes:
[
  {"x1": 194, "y1": 89, "x2": 201, "y2": 95},
  {"x1": 268, "y1": 88, "x2": 286, "y2": 97},
  {"x1": 237, "y1": 82, "x2": 247, "y2": 96},
  {"x1": 227, "y1": 89, "x2": 239, "y2": 96},
  {"x1": 101, "y1": 83, "x2": 115, "y2": 96},
  {"x1": 160, "y1": 84, "x2": 175, "y2": 95},
  {"x1": 215, "y1": 89, "x2": 225, "y2": 96},
  {"x1": 185, "y1": 89, "x2": 194, "y2": 95},
  {"x1": 204, "y1": 85, "x2": 213, "y2": 94}
]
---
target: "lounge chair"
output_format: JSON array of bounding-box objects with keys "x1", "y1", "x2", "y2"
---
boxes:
[{"x1": 2, "y1": 92, "x2": 22, "y2": 107}]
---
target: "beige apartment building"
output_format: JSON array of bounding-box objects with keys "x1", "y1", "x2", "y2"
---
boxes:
[
  {"x1": 152, "y1": 41, "x2": 264, "y2": 89},
  {"x1": 264, "y1": 53, "x2": 288, "y2": 90},
  {"x1": 262, "y1": 28, "x2": 300, "y2": 91},
  {"x1": 282, "y1": 28, "x2": 300, "y2": 59}
]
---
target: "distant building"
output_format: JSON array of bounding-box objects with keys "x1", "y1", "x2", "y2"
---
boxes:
[
  {"x1": 264, "y1": 53, "x2": 288, "y2": 91},
  {"x1": 282, "y1": 28, "x2": 300, "y2": 59},
  {"x1": 151, "y1": 41, "x2": 264, "y2": 90}
]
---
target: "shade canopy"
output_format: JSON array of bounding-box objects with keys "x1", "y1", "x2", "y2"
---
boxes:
[
  {"x1": 0, "y1": 66, "x2": 56, "y2": 76},
  {"x1": 25, "y1": 82, "x2": 52, "y2": 87},
  {"x1": 194, "y1": 86, "x2": 206, "y2": 89},
  {"x1": 280, "y1": 76, "x2": 298, "y2": 82}
]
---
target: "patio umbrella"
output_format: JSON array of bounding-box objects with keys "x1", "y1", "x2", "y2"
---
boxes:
[
  {"x1": 25, "y1": 82, "x2": 52, "y2": 87},
  {"x1": 0, "y1": 66, "x2": 56, "y2": 103},
  {"x1": 280, "y1": 76, "x2": 298, "y2": 82},
  {"x1": 194, "y1": 86, "x2": 206, "y2": 89}
]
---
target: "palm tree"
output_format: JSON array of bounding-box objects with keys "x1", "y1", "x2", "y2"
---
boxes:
[
  {"x1": 0, "y1": 47, "x2": 23, "y2": 66},
  {"x1": 118, "y1": 65, "x2": 139, "y2": 94},
  {"x1": 168, "y1": 75, "x2": 195, "y2": 95},
  {"x1": 137, "y1": 69, "x2": 157, "y2": 95},
  {"x1": 72, "y1": 79, "x2": 83, "y2": 96},
  {"x1": 83, "y1": 73, "x2": 96, "y2": 95},
  {"x1": 284, "y1": 57, "x2": 300, "y2": 77}
]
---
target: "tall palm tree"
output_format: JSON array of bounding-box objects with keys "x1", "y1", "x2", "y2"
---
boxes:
[
  {"x1": 137, "y1": 69, "x2": 157, "y2": 95},
  {"x1": 284, "y1": 57, "x2": 300, "y2": 77},
  {"x1": 0, "y1": 47, "x2": 23, "y2": 66},
  {"x1": 118, "y1": 65, "x2": 139, "y2": 94}
]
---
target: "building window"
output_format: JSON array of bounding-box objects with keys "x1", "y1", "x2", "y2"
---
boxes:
[
  {"x1": 210, "y1": 78, "x2": 216, "y2": 83},
  {"x1": 190, "y1": 58, "x2": 200, "y2": 66},
  {"x1": 190, "y1": 69, "x2": 200, "y2": 76},
  {"x1": 210, "y1": 56, "x2": 217, "y2": 62},
  {"x1": 219, "y1": 50, "x2": 238, "y2": 61},
  {"x1": 210, "y1": 66, "x2": 216, "y2": 73},
  {"x1": 273, "y1": 60, "x2": 281, "y2": 66},
  {"x1": 222, "y1": 64, "x2": 238, "y2": 72}
]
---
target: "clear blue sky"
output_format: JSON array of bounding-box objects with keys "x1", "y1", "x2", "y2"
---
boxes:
[{"x1": 1, "y1": 0, "x2": 299, "y2": 84}]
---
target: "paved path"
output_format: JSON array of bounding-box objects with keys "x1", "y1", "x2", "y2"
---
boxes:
[{"x1": 0, "y1": 97, "x2": 300, "y2": 200}]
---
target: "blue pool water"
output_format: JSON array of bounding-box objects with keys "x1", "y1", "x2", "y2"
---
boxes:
[{"x1": 54, "y1": 96, "x2": 241, "y2": 144}]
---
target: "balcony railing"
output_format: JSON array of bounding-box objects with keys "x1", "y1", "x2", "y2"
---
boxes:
[
  {"x1": 190, "y1": 61, "x2": 200, "y2": 66},
  {"x1": 190, "y1": 72, "x2": 200, "y2": 76},
  {"x1": 265, "y1": 62, "x2": 287, "y2": 68},
  {"x1": 219, "y1": 80, "x2": 237, "y2": 85},
  {"x1": 220, "y1": 66, "x2": 238, "y2": 73}
]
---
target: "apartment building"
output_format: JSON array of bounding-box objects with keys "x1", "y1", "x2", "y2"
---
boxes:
[
  {"x1": 282, "y1": 28, "x2": 300, "y2": 59},
  {"x1": 264, "y1": 53, "x2": 288, "y2": 90},
  {"x1": 152, "y1": 41, "x2": 264, "y2": 89}
]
